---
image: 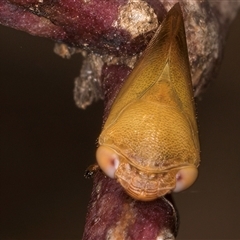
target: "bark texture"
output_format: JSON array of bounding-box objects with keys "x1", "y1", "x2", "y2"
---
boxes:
[
  {"x1": 1, "y1": 1, "x2": 240, "y2": 239},
  {"x1": 83, "y1": 171, "x2": 177, "y2": 240}
]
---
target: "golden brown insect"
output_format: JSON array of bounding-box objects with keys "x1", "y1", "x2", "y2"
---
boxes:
[{"x1": 96, "y1": 3, "x2": 200, "y2": 201}]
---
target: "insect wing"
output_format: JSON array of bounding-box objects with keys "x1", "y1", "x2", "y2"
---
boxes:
[{"x1": 102, "y1": 3, "x2": 198, "y2": 150}]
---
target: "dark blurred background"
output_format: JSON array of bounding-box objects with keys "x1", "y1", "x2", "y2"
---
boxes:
[{"x1": 0, "y1": 12, "x2": 240, "y2": 240}]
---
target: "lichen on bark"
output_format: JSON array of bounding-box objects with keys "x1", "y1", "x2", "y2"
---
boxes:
[{"x1": 1, "y1": 0, "x2": 240, "y2": 239}]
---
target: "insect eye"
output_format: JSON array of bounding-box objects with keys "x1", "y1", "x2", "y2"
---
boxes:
[
  {"x1": 173, "y1": 167, "x2": 198, "y2": 192},
  {"x1": 96, "y1": 146, "x2": 119, "y2": 178}
]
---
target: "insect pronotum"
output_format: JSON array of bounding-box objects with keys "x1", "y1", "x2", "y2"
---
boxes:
[{"x1": 96, "y1": 3, "x2": 200, "y2": 201}]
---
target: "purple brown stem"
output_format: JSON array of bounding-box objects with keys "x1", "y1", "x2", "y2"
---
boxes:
[
  {"x1": 83, "y1": 63, "x2": 178, "y2": 239},
  {"x1": 83, "y1": 171, "x2": 177, "y2": 240},
  {"x1": 1, "y1": 0, "x2": 240, "y2": 239}
]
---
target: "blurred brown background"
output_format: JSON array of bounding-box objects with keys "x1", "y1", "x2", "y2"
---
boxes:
[{"x1": 0, "y1": 12, "x2": 240, "y2": 240}]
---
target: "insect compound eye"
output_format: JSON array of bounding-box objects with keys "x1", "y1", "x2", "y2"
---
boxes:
[
  {"x1": 173, "y1": 166, "x2": 198, "y2": 193},
  {"x1": 96, "y1": 146, "x2": 120, "y2": 178}
]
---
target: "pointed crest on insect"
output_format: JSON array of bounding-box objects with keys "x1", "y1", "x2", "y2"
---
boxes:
[{"x1": 96, "y1": 3, "x2": 200, "y2": 201}]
